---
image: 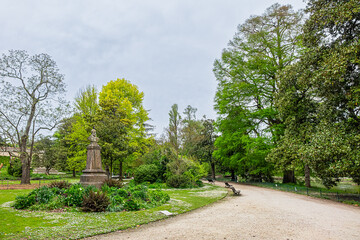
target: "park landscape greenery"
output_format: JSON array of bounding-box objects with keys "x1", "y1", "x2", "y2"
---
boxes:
[{"x1": 0, "y1": 0, "x2": 359, "y2": 238}]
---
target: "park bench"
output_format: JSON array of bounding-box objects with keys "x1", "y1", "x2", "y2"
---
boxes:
[
  {"x1": 207, "y1": 178, "x2": 215, "y2": 184},
  {"x1": 229, "y1": 186, "x2": 241, "y2": 195},
  {"x1": 224, "y1": 182, "x2": 232, "y2": 188}
]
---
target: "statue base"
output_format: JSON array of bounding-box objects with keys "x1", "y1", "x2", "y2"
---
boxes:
[{"x1": 80, "y1": 169, "x2": 107, "y2": 188}]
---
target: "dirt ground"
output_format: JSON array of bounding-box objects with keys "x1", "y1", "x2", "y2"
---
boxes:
[{"x1": 86, "y1": 182, "x2": 360, "y2": 240}]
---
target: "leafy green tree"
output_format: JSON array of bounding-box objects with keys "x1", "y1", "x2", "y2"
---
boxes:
[
  {"x1": 167, "y1": 104, "x2": 182, "y2": 152},
  {"x1": 181, "y1": 105, "x2": 203, "y2": 157},
  {"x1": 213, "y1": 4, "x2": 303, "y2": 182},
  {"x1": 98, "y1": 78, "x2": 150, "y2": 179},
  {"x1": 33, "y1": 136, "x2": 57, "y2": 175},
  {"x1": 0, "y1": 50, "x2": 68, "y2": 184},
  {"x1": 65, "y1": 114, "x2": 88, "y2": 176},
  {"x1": 194, "y1": 118, "x2": 217, "y2": 179},
  {"x1": 271, "y1": 0, "x2": 360, "y2": 187},
  {"x1": 64, "y1": 86, "x2": 98, "y2": 176}
]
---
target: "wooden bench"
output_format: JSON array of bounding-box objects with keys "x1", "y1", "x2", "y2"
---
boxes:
[
  {"x1": 230, "y1": 186, "x2": 241, "y2": 195},
  {"x1": 207, "y1": 178, "x2": 215, "y2": 184}
]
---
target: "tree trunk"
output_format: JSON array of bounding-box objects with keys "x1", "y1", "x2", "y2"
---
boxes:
[
  {"x1": 282, "y1": 170, "x2": 296, "y2": 184},
  {"x1": 20, "y1": 135, "x2": 31, "y2": 184},
  {"x1": 105, "y1": 165, "x2": 110, "y2": 180},
  {"x1": 72, "y1": 169, "x2": 76, "y2": 177},
  {"x1": 20, "y1": 102, "x2": 37, "y2": 184},
  {"x1": 304, "y1": 164, "x2": 311, "y2": 188},
  {"x1": 119, "y1": 161, "x2": 123, "y2": 182},
  {"x1": 231, "y1": 169, "x2": 236, "y2": 181},
  {"x1": 21, "y1": 157, "x2": 31, "y2": 184},
  {"x1": 211, "y1": 162, "x2": 216, "y2": 180}
]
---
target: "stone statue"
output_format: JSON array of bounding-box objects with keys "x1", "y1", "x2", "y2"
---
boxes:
[
  {"x1": 80, "y1": 128, "x2": 107, "y2": 188},
  {"x1": 88, "y1": 128, "x2": 99, "y2": 143}
]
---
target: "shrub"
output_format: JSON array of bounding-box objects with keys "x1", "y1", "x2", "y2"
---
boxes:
[
  {"x1": 134, "y1": 164, "x2": 159, "y2": 184},
  {"x1": 45, "y1": 195, "x2": 66, "y2": 210},
  {"x1": 13, "y1": 194, "x2": 36, "y2": 209},
  {"x1": 132, "y1": 190, "x2": 149, "y2": 201},
  {"x1": 102, "y1": 179, "x2": 123, "y2": 188},
  {"x1": 109, "y1": 195, "x2": 124, "y2": 205},
  {"x1": 48, "y1": 180, "x2": 72, "y2": 189},
  {"x1": 123, "y1": 198, "x2": 140, "y2": 211},
  {"x1": 148, "y1": 182, "x2": 167, "y2": 189},
  {"x1": 7, "y1": 158, "x2": 22, "y2": 177},
  {"x1": 63, "y1": 184, "x2": 85, "y2": 207},
  {"x1": 166, "y1": 174, "x2": 192, "y2": 188},
  {"x1": 149, "y1": 190, "x2": 170, "y2": 204},
  {"x1": 82, "y1": 190, "x2": 110, "y2": 212},
  {"x1": 111, "y1": 188, "x2": 128, "y2": 198},
  {"x1": 35, "y1": 186, "x2": 55, "y2": 204},
  {"x1": 196, "y1": 180, "x2": 204, "y2": 187}
]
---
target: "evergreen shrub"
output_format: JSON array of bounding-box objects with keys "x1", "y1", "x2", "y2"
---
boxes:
[{"x1": 134, "y1": 164, "x2": 159, "y2": 184}]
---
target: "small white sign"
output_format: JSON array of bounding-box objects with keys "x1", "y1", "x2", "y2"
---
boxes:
[{"x1": 159, "y1": 210, "x2": 173, "y2": 216}]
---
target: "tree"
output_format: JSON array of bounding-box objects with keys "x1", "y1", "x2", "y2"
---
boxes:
[
  {"x1": 167, "y1": 104, "x2": 182, "y2": 152},
  {"x1": 0, "y1": 50, "x2": 68, "y2": 184},
  {"x1": 65, "y1": 86, "x2": 98, "y2": 176},
  {"x1": 195, "y1": 118, "x2": 217, "y2": 179},
  {"x1": 213, "y1": 4, "x2": 303, "y2": 182},
  {"x1": 33, "y1": 136, "x2": 57, "y2": 175},
  {"x1": 271, "y1": 0, "x2": 360, "y2": 187},
  {"x1": 98, "y1": 78, "x2": 150, "y2": 179},
  {"x1": 181, "y1": 105, "x2": 203, "y2": 157}
]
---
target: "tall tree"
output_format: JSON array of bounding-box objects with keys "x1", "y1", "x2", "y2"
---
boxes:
[
  {"x1": 65, "y1": 86, "x2": 98, "y2": 176},
  {"x1": 181, "y1": 105, "x2": 202, "y2": 156},
  {"x1": 213, "y1": 4, "x2": 303, "y2": 182},
  {"x1": 271, "y1": 0, "x2": 360, "y2": 187},
  {"x1": 0, "y1": 50, "x2": 68, "y2": 184},
  {"x1": 167, "y1": 104, "x2": 182, "y2": 152},
  {"x1": 195, "y1": 118, "x2": 217, "y2": 179},
  {"x1": 33, "y1": 136, "x2": 58, "y2": 175},
  {"x1": 98, "y1": 78, "x2": 149, "y2": 179}
]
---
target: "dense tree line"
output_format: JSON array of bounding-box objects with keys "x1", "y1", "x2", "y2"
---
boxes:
[{"x1": 214, "y1": 0, "x2": 360, "y2": 188}]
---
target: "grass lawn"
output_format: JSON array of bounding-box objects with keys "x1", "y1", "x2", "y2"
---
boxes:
[{"x1": 0, "y1": 184, "x2": 227, "y2": 239}]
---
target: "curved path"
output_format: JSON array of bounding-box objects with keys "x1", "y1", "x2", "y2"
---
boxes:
[{"x1": 87, "y1": 182, "x2": 360, "y2": 240}]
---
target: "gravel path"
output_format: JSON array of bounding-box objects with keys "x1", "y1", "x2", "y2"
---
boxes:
[{"x1": 87, "y1": 182, "x2": 360, "y2": 240}]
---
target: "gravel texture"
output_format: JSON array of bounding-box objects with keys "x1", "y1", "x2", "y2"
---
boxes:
[{"x1": 86, "y1": 182, "x2": 360, "y2": 240}]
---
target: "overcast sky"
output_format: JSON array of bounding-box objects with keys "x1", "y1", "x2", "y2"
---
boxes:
[{"x1": 0, "y1": 0, "x2": 306, "y2": 136}]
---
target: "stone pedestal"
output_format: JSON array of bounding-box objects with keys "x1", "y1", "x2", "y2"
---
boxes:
[{"x1": 80, "y1": 129, "x2": 107, "y2": 188}]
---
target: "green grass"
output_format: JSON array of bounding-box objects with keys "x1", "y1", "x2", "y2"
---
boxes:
[
  {"x1": 0, "y1": 177, "x2": 81, "y2": 186},
  {"x1": 0, "y1": 185, "x2": 227, "y2": 239}
]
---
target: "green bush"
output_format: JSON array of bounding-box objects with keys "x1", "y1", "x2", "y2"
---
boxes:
[
  {"x1": 0, "y1": 156, "x2": 10, "y2": 165},
  {"x1": 149, "y1": 190, "x2": 170, "y2": 204},
  {"x1": 13, "y1": 182, "x2": 170, "y2": 213},
  {"x1": 63, "y1": 184, "x2": 86, "y2": 207},
  {"x1": 123, "y1": 198, "x2": 140, "y2": 211},
  {"x1": 196, "y1": 180, "x2": 204, "y2": 187},
  {"x1": 132, "y1": 190, "x2": 149, "y2": 201},
  {"x1": 166, "y1": 174, "x2": 192, "y2": 188},
  {"x1": 110, "y1": 188, "x2": 128, "y2": 198},
  {"x1": 7, "y1": 158, "x2": 22, "y2": 177},
  {"x1": 134, "y1": 164, "x2": 159, "y2": 184},
  {"x1": 102, "y1": 179, "x2": 123, "y2": 188},
  {"x1": 110, "y1": 195, "x2": 124, "y2": 205},
  {"x1": 13, "y1": 194, "x2": 36, "y2": 209},
  {"x1": 46, "y1": 195, "x2": 66, "y2": 210},
  {"x1": 35, "y1": 186, "x2": 55, "y2": 204},
  {"x1": 82, "y1": 190, "x2": 110, "y2": 212}
]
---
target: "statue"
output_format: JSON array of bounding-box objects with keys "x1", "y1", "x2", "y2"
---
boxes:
[
  {"x1": 88, "y1": 128, "x2": 99, "y2": 143},
  {"x1": 80, "y1": 128, "x2": 107, "y2": 188}
]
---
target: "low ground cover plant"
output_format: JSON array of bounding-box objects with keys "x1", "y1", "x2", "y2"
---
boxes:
[{"x1": 12, "y1": 180, "x2": 170, "y2": 212}]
